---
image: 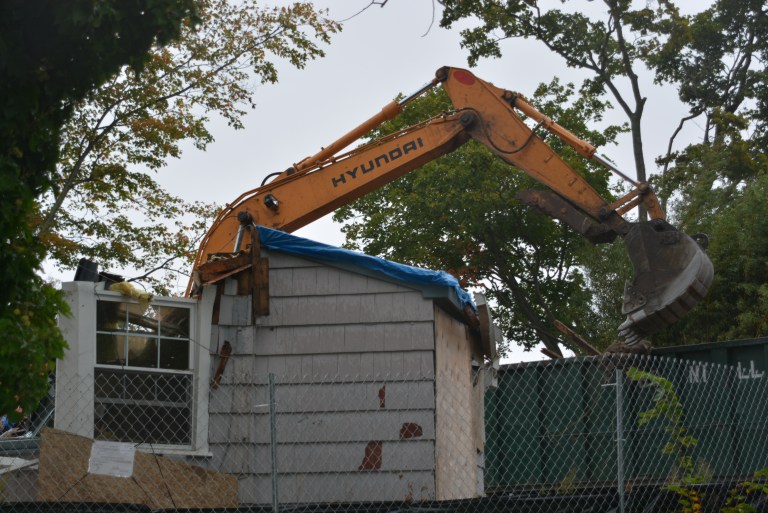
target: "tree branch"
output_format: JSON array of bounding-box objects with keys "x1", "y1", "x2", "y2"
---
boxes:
[
  {"x1": 485, "y1": 234, "x2": 567, "y2": 357},
  {"x1": 658, "y1": 110, "x2": 703, "y2": 212},
  {"x1": 127, "y1": 253, "x2": 183, "y2": 283}
]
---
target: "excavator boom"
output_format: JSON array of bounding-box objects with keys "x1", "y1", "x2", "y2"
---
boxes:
[
  {"x1": 193, "y1": 114, "x2": 471, "y2": 269},
  {"x1": 192, "y1": 67, "x2": 713, "y2": 345}
]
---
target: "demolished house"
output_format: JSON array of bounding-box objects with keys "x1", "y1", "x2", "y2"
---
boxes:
[{"x1": 46, "y1": 227, "x2": 499, "y2": 505}]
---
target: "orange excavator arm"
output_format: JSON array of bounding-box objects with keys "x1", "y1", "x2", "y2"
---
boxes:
[
  {"x1": 193, "y1": 113, "x2": 469, "y2": 268},
  {"x1": 192, "y1": 66, "x2": 713, "y2": 345}
]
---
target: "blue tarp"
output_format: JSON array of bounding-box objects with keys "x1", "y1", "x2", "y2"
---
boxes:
[{"x1": 257, "y1": 226, "x2": 475, "y2": 312}]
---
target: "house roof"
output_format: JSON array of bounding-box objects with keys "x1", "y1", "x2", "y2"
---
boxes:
[{"x1": 256, "y1": 226, "x2": 475, "y2": 313}]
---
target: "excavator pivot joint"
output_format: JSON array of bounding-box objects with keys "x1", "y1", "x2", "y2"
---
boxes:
[
  {"x1": 237, "y1": 211, "x2": 254, "y2": 225},
  {"x1": 459, "y1": 111, "x2": 478, "y2": 128},
  {"x1": 435, "y1": 66, "x2": 450, "y2": 83}
]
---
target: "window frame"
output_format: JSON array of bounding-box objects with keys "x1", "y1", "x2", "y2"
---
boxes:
[
  {"x1": 95, "y1": 300, "x2": 194, "y2": 371},
  {"x1": 56, "y1": 282, "x2": 215, "y2": 457}
]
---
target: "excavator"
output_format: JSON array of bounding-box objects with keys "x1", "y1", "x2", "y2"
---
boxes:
[{"x1": 190, "y1": 66, "x2": 713, "y2": 346}]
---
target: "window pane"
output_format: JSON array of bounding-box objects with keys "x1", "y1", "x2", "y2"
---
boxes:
[
  {"x1": 97, "y1": 301, "x2": 124, "y2": 331},
  {"x1": 95, "y1": 404, "x2": 191, "y2": 445},
  {"x1": 157, "y1": 373, "x2": 192, "y2": 403},
  {"x1": 159, "y1": 338, "x2": 190, "y2": 370},
  {"x1": 95, "y1": 370, "x2": 124, "y2": 399},
  {"x1": 97, "y1": 333, "x2": 126, "y2": 365},
  {"x1": 159, "y1": 306, "x2": 190, "y2": 338},
  {"x1": 94, "y1": 369, "x2": 192, "y2": 445},
  {"x1": 124, "y1": 372, "x2": 158, "y2": 400},
  {"x1": 127, "y1": 336, "x2": 157, "y2": 368},
  {"x1": 126, "y1": 304, "x2": 158, "y2": 335}
]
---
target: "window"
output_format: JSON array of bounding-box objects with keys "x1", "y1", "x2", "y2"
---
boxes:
[
  {"x1": 94, "y1": 369, "x2": 193, "y2": 445},
  {"x1": 56, "y1": 282, "x2": 215, "y2": 455},
  {"x1": 96, "y1": 302, "x2": 191, "y2": 369},
  {"x1": 94, "y1": 301, "x2": 194, "y2": 446}
]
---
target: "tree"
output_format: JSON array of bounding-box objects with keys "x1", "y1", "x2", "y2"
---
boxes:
[
  {"x1": 578, "y1": 238, "x2": 632, "y2": 346},
  {"x1": 648, "y1": 0, "x2": 768, "y2": 343},
  {"x1": 650, "y1": 0, "x2": 767, "y2": 150},
  {"x1": 334, "y1": 82, "x2": 624, "y2": 356},
  {"x1": 648, "y1": 140, "x2": 768, "y2": 345},
  {"x1": 36, "y1": 0, "x2": 340, "y2": 294},
  {"x1": 1, "y1": 0, "x2": 196, "y2": 419}
]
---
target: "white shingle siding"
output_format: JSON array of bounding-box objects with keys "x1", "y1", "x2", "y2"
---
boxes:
[{"x1": 205, "y1": 248, "x2": 482, "y2": 503}]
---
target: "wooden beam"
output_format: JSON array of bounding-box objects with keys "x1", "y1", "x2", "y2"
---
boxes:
[
  {"x1": 197, "y1": 253, "x2": 250, "y2": 283},
  {"x1": 212, "y1": 340, "x2": 232, "y2": 390},
  {"x1": 211, "y1": 282, "x2": 224, "y2": 325},
  {"x1": 554, "y1": 319, "x2": 602, "y2": 356},
  {"x1": 248, "y1": 227, "x2": 269, "y2": 321},
  {"x1": 541, "y1": 347, "x2": 562, "y2": 360},
  {"x1": 201, "y1": 263, "x2": 251, "y2": 287}
]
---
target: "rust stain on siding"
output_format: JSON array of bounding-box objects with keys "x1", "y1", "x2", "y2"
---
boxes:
[
  {"x1": 358, "y1": 441, "x2": 383, "y2": 470},
  {"x1": 378, "y1": 385, "x2": 386, "y2": 408},
  {"x1": 399, "y1": 423, "x2": 423, "y2": 440}
]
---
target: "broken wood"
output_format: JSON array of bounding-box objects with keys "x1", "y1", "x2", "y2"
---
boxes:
[
  {"x1": 473, "y1": 294, "x2": 497, "y2": 361},
  {"x1": 604, "y1": 338, "x2": 652, "y2": 355},
  {"x1": 237, "y1": 268, "x2": 250, "y2": 295},
  {"x1": 201, "y1": 263, "x2": 252, "y2": 287},
  {"x1": 254, "y1": 258, "x2": 269, "y2": 316},
  {"x1": 212, "y1": 340, "x2": 233, "y2": 389},
  {"x1": 197, "y1": 253, "x2": 251, "y2": 284},
  {"x1": 554, "y1": 319, "x2": 602, "y2": 356},
  {"x1": 211, "y1": 282, "x2": 224, "y2": 325},
  {"x1": 541, "y1": 347, "x2": 562, "y2": 360},
  {"x1": 248, "y1": 226, "x2": 269, "y2": 321}
]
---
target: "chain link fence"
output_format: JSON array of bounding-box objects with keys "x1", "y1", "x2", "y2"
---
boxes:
[
  {"x1": 486, "y1": 354, "x2": 768, "y2": 511},
  {"x1": 1, "y1": 354, "x2": 767, "y2": 512}
]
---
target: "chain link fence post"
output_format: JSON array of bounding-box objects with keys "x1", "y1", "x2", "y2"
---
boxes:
[
  {"x1": 269, "y1": 373, "x2": 278, "y2": 513},
  {"x1": 615, "y1": 367, "x2": 625, "y2": 513}
]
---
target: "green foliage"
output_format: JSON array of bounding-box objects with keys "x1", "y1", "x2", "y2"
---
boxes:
[
  {"x1": 649, "y1": 0, "x2": 768, "y2": 143},
  {"x1": 645, "y1": 0, "x2": 768, "y2": 344},
  {"x1": 578, "y1": 238, "x2": 632, "y2": 345},
  {"x1": 0, "y1": 0, "x2": 196, "y2": 417},
  {"x1": 627, "y1": 368, "x2": 698, "y2": 475},
  {"x1": 627, "y1": 367, "x2": 703, "y2": 512},
  {"x1": 0, "y1": 283, "x2": 69, "y2": 422},
  {"x1": 653, "y1": 135, "x2": 768, "y2": 344},
  {"x1": 438, "y1": 0, "x2": 686, "y2": 104},
  {"x1": 36, "y1": 0, "x2": 340, "y2": 293},
  {"x1": 334, "y1": 81, "x2": 624, "y2": 355},
  {"x1": 722, "y1": 468, "x2": 768, "y2": 513},
  {"x1": 629, "y1": 369, "x2": 768, "y2": 512},
  {"x1": 646, "y1": 0, "x2": 768, "y2": 345}
]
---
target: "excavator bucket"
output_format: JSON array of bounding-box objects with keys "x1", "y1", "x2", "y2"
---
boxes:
[{"x1": 619, "y1": 219, "x2": 714, "y2": 345}]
